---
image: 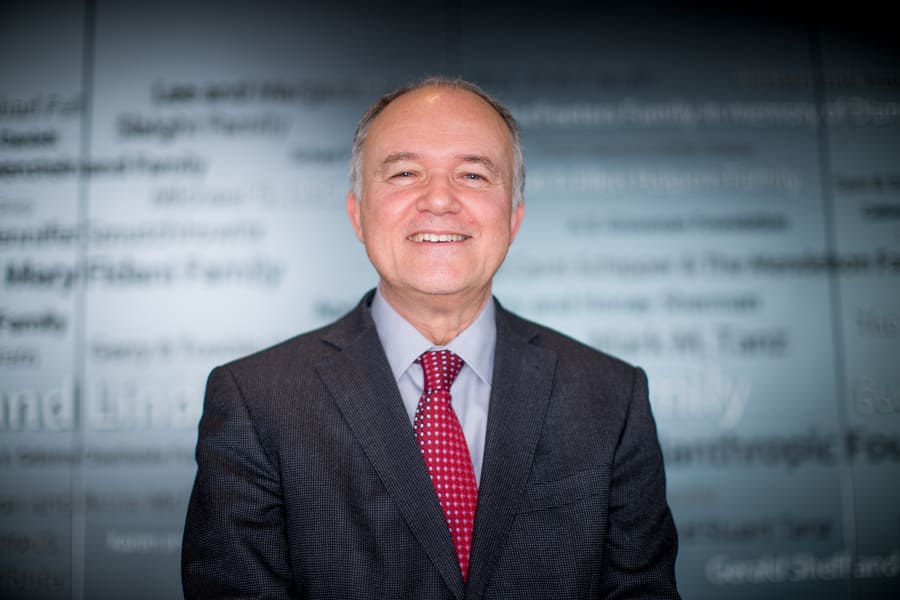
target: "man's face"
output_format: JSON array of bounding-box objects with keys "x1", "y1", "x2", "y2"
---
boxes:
[{"x1": 347, "y1": 87, "x2": 524, "y2": 309}]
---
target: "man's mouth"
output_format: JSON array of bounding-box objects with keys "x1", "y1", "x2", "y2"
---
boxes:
[{"x1": 407, "y1": 233, "x2": 470, "y2": 242}]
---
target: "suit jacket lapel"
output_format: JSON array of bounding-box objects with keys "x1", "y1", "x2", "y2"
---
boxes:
[
  {"x1": 465, "y1": 305, "x2": 557, "y2": 600},
  {"x1": 315, "y1": 297, "x2": 467, "y2": 599}
]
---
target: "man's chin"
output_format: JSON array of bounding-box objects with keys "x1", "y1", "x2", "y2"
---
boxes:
[{"x1": 383, "y1": 279, "x2": 490, "y2": 304}]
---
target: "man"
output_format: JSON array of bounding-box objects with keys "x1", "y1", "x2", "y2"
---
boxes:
[{"x1": 182, "y1": 76, "x2": 680, "y2": 599}]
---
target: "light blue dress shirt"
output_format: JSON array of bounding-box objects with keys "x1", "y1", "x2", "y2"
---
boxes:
[{"x1": 370, "y1": 287, "x2": 495, "y2": 484}]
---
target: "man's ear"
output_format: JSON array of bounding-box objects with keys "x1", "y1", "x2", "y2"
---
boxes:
[
  {"x1": 346, "y1": 191, "x2": 364, "y2": 242},
  {"x1": 509, "y1": 200, "x2": 525, "y2": 243}
]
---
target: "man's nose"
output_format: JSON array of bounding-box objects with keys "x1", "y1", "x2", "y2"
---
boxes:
[{"x1": 416, "y1": 175, "x2": 461, "y2": 215}]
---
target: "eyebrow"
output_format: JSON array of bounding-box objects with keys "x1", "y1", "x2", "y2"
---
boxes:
[
  {"x1": 381, "y1": 152, "x2": 420, "y2": 166},
  {"x1": 457, "y1": 154, "x2": 501, "y2": 176}
]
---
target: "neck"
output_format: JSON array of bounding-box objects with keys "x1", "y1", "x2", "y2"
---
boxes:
[{"x1": 379, "y1": 285, "x2": 491, "y2": 346}]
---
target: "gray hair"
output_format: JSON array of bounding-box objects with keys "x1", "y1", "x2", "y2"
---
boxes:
[{"x1": 349, "y1": 76, "x2": 525, "y2": 208}]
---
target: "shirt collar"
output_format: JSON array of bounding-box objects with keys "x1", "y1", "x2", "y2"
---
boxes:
[{"x1": 370, "y1": 286, "x2": 495, "y2": 385}]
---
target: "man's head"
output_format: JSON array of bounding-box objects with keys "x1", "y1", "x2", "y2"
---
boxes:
[
  {"x1": 346, "y1": 77, "x2": 525, "y2": 315},
  {"x1": 350, "y1": 77, "x2": 525, "y2": 209}
]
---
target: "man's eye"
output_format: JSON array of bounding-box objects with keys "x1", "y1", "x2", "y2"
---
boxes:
[
  {"x1": 393, "y1": 171, "x2": 414, "y2": 178},
  {"x1": 463, "y1": 173, "x2": 485, "y2": 180}
]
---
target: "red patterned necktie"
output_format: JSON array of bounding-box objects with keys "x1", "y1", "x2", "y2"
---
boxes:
[{"x1": 414, "y1": 350, "x2": 479, "y2": 581}]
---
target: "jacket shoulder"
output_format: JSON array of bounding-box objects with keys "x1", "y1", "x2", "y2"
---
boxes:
[
  {"x1": 217, "y1": 294, "x2": 372, "y2": 380},
  {"x1": 497, "y1": 303, "x2": 640, "y2": 379}
]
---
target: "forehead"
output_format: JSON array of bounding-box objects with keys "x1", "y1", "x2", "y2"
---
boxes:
[{"x1": 364, "y1": 87, "x2": 513, "y2": 160}]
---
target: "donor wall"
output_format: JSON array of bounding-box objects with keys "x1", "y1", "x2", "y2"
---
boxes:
[{"x1": 1, "y1": 2, "x2": 898, "y2": 599}]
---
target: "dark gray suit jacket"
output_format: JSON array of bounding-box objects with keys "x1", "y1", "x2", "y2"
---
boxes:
[{"x1": 182, "y1": 291, "x2": 680, "y2": 599}]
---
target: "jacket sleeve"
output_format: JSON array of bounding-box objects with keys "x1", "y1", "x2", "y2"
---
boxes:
[
  {"x1": 182, "y1": 366, "x2": 296, "y2": 599},
  {"x1": 600, "y1": 367, "x2": 681, "y2": 599}
]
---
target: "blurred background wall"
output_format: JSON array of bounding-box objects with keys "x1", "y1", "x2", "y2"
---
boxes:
[{"x1": 1, "y1": 1, "x2": 898, "y2": 598}]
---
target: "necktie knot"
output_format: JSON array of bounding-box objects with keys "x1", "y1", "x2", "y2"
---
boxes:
[{"x1": 417, "y1": 349, "x2": 464, "y2": 393}]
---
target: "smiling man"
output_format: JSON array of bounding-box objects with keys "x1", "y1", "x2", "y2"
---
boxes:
[
  {"x1": 182, "y1": 77, "x2": 680, "y2": 599},
  {"x1": 346, "y1": 83, "x2": 524, "y2": 346}
]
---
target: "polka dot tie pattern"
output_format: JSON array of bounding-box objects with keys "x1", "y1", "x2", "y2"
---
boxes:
[{"x1": 414, "y1": 350, "x2": 478, "y2": 582}]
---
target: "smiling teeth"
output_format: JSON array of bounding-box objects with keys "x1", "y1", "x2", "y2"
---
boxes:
[{"x1": 408, "y1": 233, "x2": 468, "y2": 242}]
